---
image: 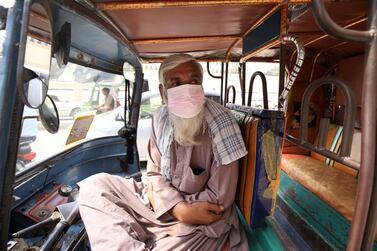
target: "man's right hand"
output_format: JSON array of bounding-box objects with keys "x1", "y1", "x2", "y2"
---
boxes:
[{"x1": 172, "y1": 201, "x2": 224, "y2": 225}]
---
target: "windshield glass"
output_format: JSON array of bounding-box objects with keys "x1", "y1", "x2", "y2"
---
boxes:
[{"x1": 16, "y1": 58, "x2": 125, "y2": 174}]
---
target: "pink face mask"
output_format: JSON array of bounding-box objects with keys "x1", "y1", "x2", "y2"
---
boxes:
[{"x1": 167, "y1": 84, "x2": 205, "y2": 118}]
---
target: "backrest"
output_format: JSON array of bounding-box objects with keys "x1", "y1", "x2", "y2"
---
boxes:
[
  {"x1": 309, "y1": 123, "x2": 359, "y2": 177},
  {"x1": 227, "y1": 104, "x2": 285, "y2": 228},
  {"x1": 310, "y1": 123, "x2": 343, "y2": 163}
]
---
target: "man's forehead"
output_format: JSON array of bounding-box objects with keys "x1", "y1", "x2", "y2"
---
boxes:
[{"x1": 164, "y1": 61, "x2": 202, "y2": 77}]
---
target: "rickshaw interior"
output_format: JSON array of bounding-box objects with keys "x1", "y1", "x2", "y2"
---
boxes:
[{"x1": 0, "y1": 0, "x2": 376, "y2": 250}]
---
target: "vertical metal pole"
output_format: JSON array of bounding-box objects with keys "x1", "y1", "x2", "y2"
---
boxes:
[
  {"x1": 0, "y1": 1, "x2": 24, "y2": 249},
  {"x1": 220, "y1": 62, "x2": 224, "y2": 105},
  {"x1": 357, "y1": 0, "x2": 377, "y2": 249},
  {"x1": 224, "y1": 62, "x2": 229, "y2": 106},
  {"x1": 241, "y1": 63, "x2": 246, "y2": 105},
  {"x1": 278, "y1": 43, "x2": 286, "y2": 110}
]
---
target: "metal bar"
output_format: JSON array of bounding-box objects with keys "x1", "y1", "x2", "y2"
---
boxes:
[
  {"x1": 96, "y1": 0, "x2": 311, "y2": 10},
  {"x1": 312, "y1": 0, "x2": 372, "y2": 43},
  {"x1": 240, "y1": 38, "x2": 280, "y2": 63},
  {"x1": 226, "y1": 85, "x2": 236, "y2": 104},
  {"x1": 317, "y1": 118, "x2": 330, "y2": 149},
  {"x1": 348, "y1": 0, "x2": 377, "y2": 249},
  {"x1": 0, "y1": 1, "x2": 26, "y2": 249},
  {"x1": 143, "y1": 57, "x2": 277, "y2": 63},
  {"x1": 300, "y1": 77, "x2": 356, "y2": 157},
  {"x1": 279, "y1": 36, "x2": 305, "y2": 110},
  {"x1": 224, "y1": 62, "x2": 229, "y2": 106},
  {"x1": 133, "y1": 35, "x2": 238, "y2": 45},
  {"x1": 286, "y1": 135, "x2": 360, "y2": 170},
  {"x1": 220, "y1": 62, "x2": 224, "y2": 105},
  {"x1": 288, "y1": 17, "x2": 367, "y2": 67},
  {"x1": 226, "y1": 4, "x2": 281, "y2": 61},
  {"x1": 247, "y1": 71, "x2": 268, "y2": 109},
  {"x1": 207, "y1": 62, "x2": 222, "y2": 79},
  {"x1": 305, "y1": 17, "x2": 368, "y2": 48},
  {"x1": 309, "y1": 41, "x2": 348, "y2": 83},
  {"x1": 238, "y1": 62, "x2": 246, "y2": 105},
  {"x1": 278, "y1": 43, "x2": 286, "y2": 110},
  {"x1": 242, "y1": 63, "x2": 246, "y2": 105},
  {"x1": 129, "y1": 66, "x2": 143, "y2": 129}
]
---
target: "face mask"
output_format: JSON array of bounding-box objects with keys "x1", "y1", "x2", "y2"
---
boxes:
[{"x1": 167, "y1": 84, "x2": 205, "y2": 118}]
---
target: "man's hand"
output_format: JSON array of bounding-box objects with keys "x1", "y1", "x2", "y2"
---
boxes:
[{"x1": 172, "y1": 201, "x2": 224, "y2": 225}]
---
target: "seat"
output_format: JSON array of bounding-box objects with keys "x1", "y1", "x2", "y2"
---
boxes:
[
  {"x1": 228, "y1": 104, "x2": 285, "y2": 228},
  {"x1": 281, "y1": 127, "x2": 362, "y2": 222}
]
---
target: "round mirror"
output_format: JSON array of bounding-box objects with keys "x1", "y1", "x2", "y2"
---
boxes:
[
  {"x1": 17, "y1": 0, "x2": 52, "y2": 108},
  {"x1": 39, "y1": 95, "x2": 59, "y2": 134}
]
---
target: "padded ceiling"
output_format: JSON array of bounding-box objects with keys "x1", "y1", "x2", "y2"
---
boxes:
[{"x1": 86, "y1": 0, "x2": 368, "y2": 62}]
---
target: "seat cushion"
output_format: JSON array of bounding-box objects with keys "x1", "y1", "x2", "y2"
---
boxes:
[
  {"x1": 237, "y1": 116, "x2": 258, "y2": 224},
  {"x1": 281, "y1": 154, "x2": 356, "y2": 221}
]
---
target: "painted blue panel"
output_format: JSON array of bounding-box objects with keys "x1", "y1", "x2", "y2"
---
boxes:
[
  {"x1": 228, "y1": 104, "x2": 285, "y2": 229},
  {"x1": 13, "y1": 136, "x2": 139, "y2": 209},
  {"x1": 250, "y1": 112, "x2": 284, "y2": 228},
  {"x1": 278, "y1": 172, "x2": 377, "y2": 250},
  {"x1": 242, "y1": 11, "x2": 281, "y2": 56}
]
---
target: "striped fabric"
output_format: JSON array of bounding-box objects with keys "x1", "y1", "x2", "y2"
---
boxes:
[{"x1": 153, "y1": 98, "x2": 247, "y2": 180}]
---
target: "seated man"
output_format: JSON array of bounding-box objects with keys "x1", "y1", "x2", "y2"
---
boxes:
[
  {"x1": 78, "y1": 54, "x2": 248, "y2": 250},
  {"x1": 96, "y1": 87, "x2": 115, "y2": 114}
]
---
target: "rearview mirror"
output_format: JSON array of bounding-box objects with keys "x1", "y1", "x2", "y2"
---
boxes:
[
  {"x1": 39, "y1": 95, "x2": 60, "y2": 134},
  {"x1": 17, "y1": 1, "x2": 52, "y2": 109}
]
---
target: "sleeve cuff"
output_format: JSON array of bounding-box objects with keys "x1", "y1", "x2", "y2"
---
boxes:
[{"x1": 155, "y1": 196, "x2": 184, "y2": 220}]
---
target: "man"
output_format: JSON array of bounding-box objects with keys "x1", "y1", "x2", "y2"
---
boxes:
[
  {"x1": 96, "y1": 87, "x2": 115, "y2": 114},
  {"x1": 78, "y1": 54, "x2": 248, "y2": 250}
]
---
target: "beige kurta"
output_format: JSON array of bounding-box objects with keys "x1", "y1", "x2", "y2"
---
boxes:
[{"x1": 78, "y1": 121, "x2": 248, "y2": 250}]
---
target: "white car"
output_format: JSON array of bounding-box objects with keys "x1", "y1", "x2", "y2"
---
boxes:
[
  {"x1": 50, "y1": 95, "x2": 82, "y2": 118},
  {"x1": 86, "y1": 90, "x2": 220, "y2": 161}
]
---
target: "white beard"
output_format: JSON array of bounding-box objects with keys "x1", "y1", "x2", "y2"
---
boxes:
[{"x1": 169, "y1": 109, "x2": 205, "y2": 147}]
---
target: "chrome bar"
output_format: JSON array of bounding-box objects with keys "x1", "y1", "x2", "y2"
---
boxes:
[
  {"x1": 226, "y1": 85, "x2": 236, "y2": 104},
  {"x1": 286, "y1": 134, "x2": 360, "y2": 170},
  {"x1": 312, "y1": 0, "x2": 372, "y2": 43},
  {"x1": 247, "y1": 71, "x2": 268, "y2": 109},
  {"x1": 224, "y1": 62, "x2": 229, "y2": 107},
  {"x1": 278, "y1": 35, "x2": 305, "y2": 111},
  {"x1": 300, "y1": 77, "x2": 356, "y2": 157},
  {"x1": 350, "y1": 0, "x2": 377, "y2": 249}
]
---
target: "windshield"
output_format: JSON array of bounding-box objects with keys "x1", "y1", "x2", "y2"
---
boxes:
[{"x1": 16, "y1": 58, "x2": 125, "y2": 174}]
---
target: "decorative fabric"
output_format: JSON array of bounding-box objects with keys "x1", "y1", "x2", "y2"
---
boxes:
[{"x1": 153, "y1": 98, "x2": 247, "y2": 180}]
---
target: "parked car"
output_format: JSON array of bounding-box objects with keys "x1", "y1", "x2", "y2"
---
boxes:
[
  {"x1": 49, "y1": 94, "x2": 82, "y2": 118},
  {"x1": 85, "y1": 90, "x2": 220, "y2": 161}
]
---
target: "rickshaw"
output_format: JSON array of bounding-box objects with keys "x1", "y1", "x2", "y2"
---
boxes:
[{"x1": 0, "y1": 0, "x2": 376, "y2": 250}]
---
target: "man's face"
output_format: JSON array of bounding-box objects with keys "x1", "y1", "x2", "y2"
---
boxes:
[{"x1": 159, "y1": 61, "x2": 203, "y2": 101}]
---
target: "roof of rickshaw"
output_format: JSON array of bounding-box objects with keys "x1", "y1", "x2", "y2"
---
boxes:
[
  {"x1": 90, "y1": 0, "x2": 368, "y2": 62},
  {"x1": 31, "y1": 0, "x2": 368, "y2": 72}
]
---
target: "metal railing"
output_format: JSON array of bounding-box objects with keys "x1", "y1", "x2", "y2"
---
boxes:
[
  {"x1": 247, "y1": 71, "x2": 268, "y2": 109},
  {"x1": 312, "y1": 0, "x2": 377, "y2": 250}
]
